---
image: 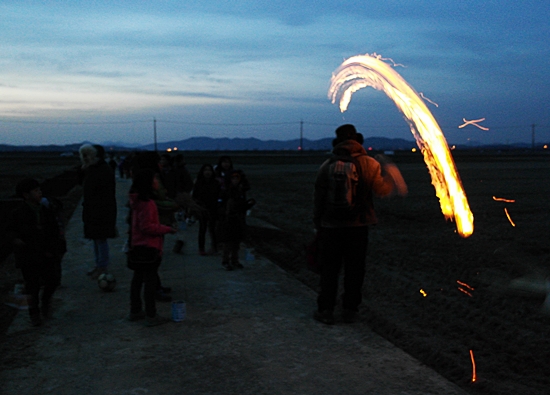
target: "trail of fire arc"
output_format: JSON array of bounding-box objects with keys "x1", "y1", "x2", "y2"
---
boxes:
[{"x1": 328, "y1": 53, "x2": 474, "y2": 237}]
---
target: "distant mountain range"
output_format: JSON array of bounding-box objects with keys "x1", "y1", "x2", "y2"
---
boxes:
[{"x1": 0, "y1": 136, "x2": 540, "y2": 152}]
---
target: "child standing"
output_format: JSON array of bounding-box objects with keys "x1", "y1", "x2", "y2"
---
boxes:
[
  {"x1": 192, "y1": 164, "x2": 221, "y2": 255},
  {"x1": 218, "y1": 170, "x2": 250, "y2": 270},
  {"x1": 6, "y1": 179, "x2": 66, "y2": 326},
  {"x1": 127, "y1": 169, "x2": 176, "y2": 326}
]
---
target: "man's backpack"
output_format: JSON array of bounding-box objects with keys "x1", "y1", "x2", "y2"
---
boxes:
[{"x1": 325, "y1": 154, "x2": 367, "y2": 221}]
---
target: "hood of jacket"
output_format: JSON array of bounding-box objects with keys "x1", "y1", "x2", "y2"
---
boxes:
[{"x1": 332, "y1": 139, "x2": 367, "y2": 158}]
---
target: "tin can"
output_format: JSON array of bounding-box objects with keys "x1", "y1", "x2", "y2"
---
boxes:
[{"x1": 172, "y1": 300, "x2": 186, "y2": 322}]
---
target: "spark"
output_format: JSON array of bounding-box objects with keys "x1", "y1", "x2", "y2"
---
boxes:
[
  {"x1": 504, "y1": 208, "x2": 516, "y2": 227},
  {"x1": 420, "y1": 289, "x2": 427, "y2": 297},
  {"x1": 458, "y1": 287, "x2": 473, "y2": 297},
  {"x1": 420, "y1": 93, "x2": 439, "y2": 107},
  {"x1": 457, "y1": 280, "x2": 474, "y2": 291},
  {"x1": 328, "y1": 53, "x2": 474, "y2": 237},
  {"x1": 371, "y1": 52, "x2": 406, "y2": 68},
  {"x1": 493, "y1": 196, "x2": 515, "y2": 203},
  {"x1": 470, "y1": 350, "x2": 477, "y2": 382},
  {"x1": 458, "y1": 118, "x2": 489, "y2": 131}
]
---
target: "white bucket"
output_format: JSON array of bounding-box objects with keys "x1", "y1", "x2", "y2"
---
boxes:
[{"x1": 172, "y1": 300, "x2": 186, "y2": 322}]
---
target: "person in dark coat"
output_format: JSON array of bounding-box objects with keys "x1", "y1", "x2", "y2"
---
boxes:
[
  {"x1": 78, "y1": 144, "x2": 117, "y2": 279},
  {"x1": 6, "y1": 178, "x2": 66, "y2": 326},
  {"x1": 218, "y1": 170, "x2": 250, "y2": 270},
  {"x1": 192, "y1": 164, "x2": 221, "y2": 255},
  {"x1": 313, "y1": 124, "x2": 407, "y2": 325}
]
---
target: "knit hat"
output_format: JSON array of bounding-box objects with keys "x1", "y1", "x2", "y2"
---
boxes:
[
  {"x1": 335, "y1": 124, "x2": 358, "y2": 140},
  {"x1": 15, "y1": 178, "x2": 40, "y2": 198},
  {"x1": 93, "y1": 144, "x2": 106, "y2": 160}
]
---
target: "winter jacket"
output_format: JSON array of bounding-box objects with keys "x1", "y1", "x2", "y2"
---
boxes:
[
  {"x1": 6, "y1": 200, "x2": 66, "y2": 269},
  {"x1": 129, "y1": 193, "x2": 174, "y2": 252},
  {"x1": 192, "y1": 178, "x2": 221, "y2": 214},
  {"x1": 313, "y1": 139, "x2": 395, "y2": 228},
  {"x1": 80, "y1": 160, "x2": 117, "y2": 239}
]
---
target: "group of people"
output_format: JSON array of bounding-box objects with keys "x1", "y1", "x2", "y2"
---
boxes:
[
  {"x1": 6, "y1": 123, "x2": 408, "y2": 328},
  {"x1": 125, "y1": 152, "x2": 253, "y2": 325}
]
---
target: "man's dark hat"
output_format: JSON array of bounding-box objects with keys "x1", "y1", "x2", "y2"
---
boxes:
[
  {"x1": 335, "y1": 124, "x2": 358, "y2": 140},
  {"x1": 16, "y1": 178, "x2": 40, "y2": 198}
]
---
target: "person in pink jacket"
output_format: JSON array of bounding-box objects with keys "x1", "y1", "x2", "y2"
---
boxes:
[{"x1": 127, "y1": 168, "x2": 176, "y2": 327}]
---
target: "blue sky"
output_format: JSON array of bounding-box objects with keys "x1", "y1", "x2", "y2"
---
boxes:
[{"x1": 1, "y1": 1, "x2": 549, "y2": 147}]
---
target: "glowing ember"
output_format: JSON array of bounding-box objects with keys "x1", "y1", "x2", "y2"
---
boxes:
[
  {"x1": 328, "y1": 53, "x2": 474, "y2": 237},
  {"x1": 457, "y1": 280, "x2": 474, "y2": 291},
  {"x1": 458, "y1": 118, "x2": 489, "y2": 131},
  {"x1": 493, "y1": 196, "x2": 515, "y2": 203},
  {"x1": 504, "y1": 208, "x2": 516, "y2": 227},
  {"x1": 470, "y1": 350, "x2": 477, "y2": 382},
  {"x1": 420, "y1": 92, "x2": 439, "y2": 107},
  {"x1": 420, "y1": 289, "x2": 427, "y2": 297},
  {"x1": 458, "y1": 287, "x2": 473, "y2": 297}
]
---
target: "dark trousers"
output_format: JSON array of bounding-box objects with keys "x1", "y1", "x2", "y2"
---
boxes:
[
  {"x1": 317, "y1": 226, "x2": 369, "y2": 313},
  {"x1": 222, "y1": 241, "x2": 240, "y2": 264},
  {"x1": 198, "y1": 214, "x2": 217, "y2": 252},
  {"x1": 130, "y1": 261, "x2": 160, "y2": 318},
  {"x1": 20, "y1": 260, "x2": 59, "y2": 317}
]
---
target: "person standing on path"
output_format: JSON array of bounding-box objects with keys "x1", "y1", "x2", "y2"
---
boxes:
[
  {"x1": 313, "y1": 124, "x2": 408, "y2": 325},
  {"x1": 78, "y1": 144, "x2": 117, "y2": 279},
  {"x1": 6, "y1": 178, "x2": 66, "y2": 326},
  {"x1": 192, "y1": 164, "x2": 221, "y2": 256},
  {"x1": 127, "y1": 168, "x2": 177, "y2": 326}
]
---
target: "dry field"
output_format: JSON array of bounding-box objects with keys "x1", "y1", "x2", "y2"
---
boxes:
[
  {"x1": 233, "y1": 151, "x2": 550, "y2": 395},
  {"x1": 1, "y1": 150, "x2": 550, "y2": 395}
]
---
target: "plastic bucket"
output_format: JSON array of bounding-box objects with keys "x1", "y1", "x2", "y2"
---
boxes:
[{"x1": 172, "y1": 300, "x2": 186, "y2": 322}]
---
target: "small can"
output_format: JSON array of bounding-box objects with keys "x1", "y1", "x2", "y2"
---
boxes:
[
  {"x1": 245, "y1": 248, "x2": 255, "y2": 261},
  {"x1": 172, "y1": 300, "x2": 186, "y2": 322}
]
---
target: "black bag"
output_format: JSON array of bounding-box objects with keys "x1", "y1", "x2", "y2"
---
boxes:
[
  {"x1": 126, "y1": 245, "x2": 160, "y2": 270},
  {"x1": 325, "y1": 153, "x2": 367, "y2": 222}
]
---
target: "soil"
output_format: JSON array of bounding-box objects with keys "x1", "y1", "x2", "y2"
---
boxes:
[{"x1": 1, "y1": 151, "x2": 549, "y2": 395}]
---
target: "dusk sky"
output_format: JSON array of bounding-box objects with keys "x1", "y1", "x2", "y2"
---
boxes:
[{"x1": 1, "y1": 1, "x2": 549, "y2": 147}]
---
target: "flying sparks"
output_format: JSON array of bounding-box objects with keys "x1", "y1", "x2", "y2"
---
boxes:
[
  {"x1": 458, "y1": 118, "x2": 489, "y2": 131},
  {"x1": 470, "y1": 350, "x2": 477, "y2": 382},
  {"x1": 328, "y1": 53, "x2": 474, "y2": 237},
  {"x1": 420, "y1": 92, "x2": 439, "y2": 107},
  {"x1": 493, "y1": 196, "x2": 515, "y2": 203},
  {"x1": 504, "y1": 208, "x2": 516, "y2": 227}
]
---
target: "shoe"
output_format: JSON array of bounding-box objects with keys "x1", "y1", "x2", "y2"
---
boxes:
[
  {"x1": 87, "y1": 267, "x2": 106, "y2": 280},
  {"x1": 232, "y1": 261, "x2": 244, "y2": 269},
  {"x1": 341, "y1": 310, "x2": 358, "y2": 323},
  {"x1": 145, "y1": 314, "x2": 170, "y2": 327},
  {"x1": 155, "y1": 290, "x2": 172, "y2": 302},
  {"x1": 41, "y1": 304, "x2": 51, "y2": 320},
  {"x1": 30, "y1": 313, "x2": 42, "y2": 327},
  {"x1": 127, "y1": 311, "x2": 146, "y2": 321},
  {"x1": 222, "y1": 261, "x2": 233, "y2": 271},
  {"x1": 313, "y1": 310, "x2": 335, "y2": 325}
]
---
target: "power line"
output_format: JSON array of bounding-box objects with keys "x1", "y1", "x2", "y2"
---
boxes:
[{"x1": 0, "y1": 117, "x2": 548, "y2": 131}]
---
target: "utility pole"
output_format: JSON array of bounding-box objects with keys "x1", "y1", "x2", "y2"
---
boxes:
[
  {"x1": 531, "y1": 123, "x2": 536, "y2": 151},
  {"x1": 299, "y1": 119, "x2": 303, "y2": 152},
  {"x1": 154, "y1": 118, "x2": 158, "y2": 153}
]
